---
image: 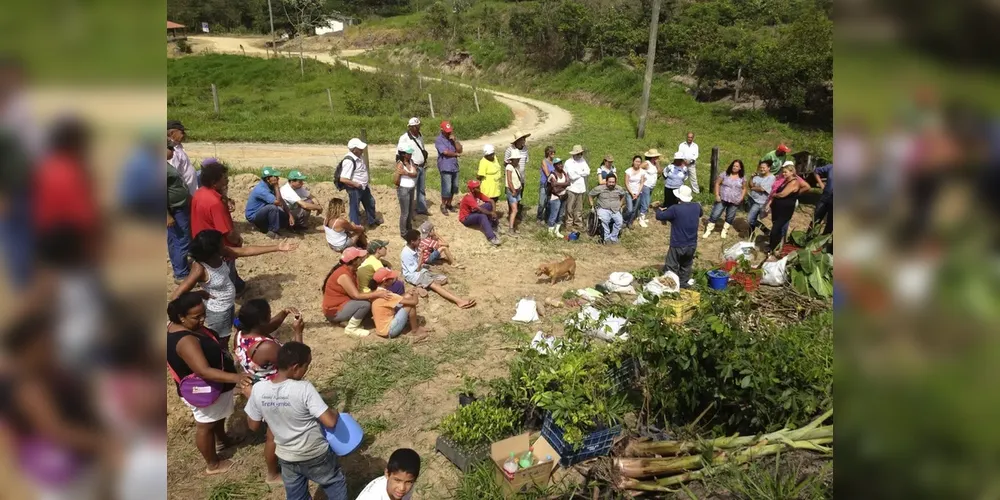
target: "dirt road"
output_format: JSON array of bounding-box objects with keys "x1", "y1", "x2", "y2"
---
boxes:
[{"x1": 181, "y1": 36, "x2": 573, "y2": 170}]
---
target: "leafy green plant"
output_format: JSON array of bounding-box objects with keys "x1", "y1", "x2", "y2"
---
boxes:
[
  {"x1": 439, "y1": 399, "x2": 520, "y2": 451},
  {"x1": 715, "y1": 451, "x2": 832, "y2": 500},
  {"x1": 785, "y1": 228, "x2": 833, "y2": 299}
]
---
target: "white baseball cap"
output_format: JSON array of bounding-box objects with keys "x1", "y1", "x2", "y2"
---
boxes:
[
  {"x1": 674, "y1": 151, "x2": 686, "y2": 160},
  {"x1": 508, "y1": 149, "x2": 522, "y2": 160},
  {"x1": 782, "y1": 160, "x2": 795, "y2": 167},
  {"x1": 408, "y1": 117, "x2": 421, "y2": 127},
  {"x1": 483, "y1": 144, "x2": 495, "y2": 155},
  {"x1": 347, "y1": 138, "x2": 367, "y2": 150}
]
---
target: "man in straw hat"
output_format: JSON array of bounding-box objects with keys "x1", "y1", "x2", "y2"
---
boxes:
[
  {"x1": 505, "y1": 130, "x2": 531, "y2": 224},
  {"x1": 655, "y1": 185, "x2": 701, "y2": 289},
  {"x1": 563, "y1": 144, "x2": 590, "y2": 229}
]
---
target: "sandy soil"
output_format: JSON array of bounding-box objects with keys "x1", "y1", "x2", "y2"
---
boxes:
[
  {"x1": 180, "y1": 36, "x2": 573, "y2": 170},
  {"x1": 165, "y1": 171, "x2": 816, "y2": 499}
]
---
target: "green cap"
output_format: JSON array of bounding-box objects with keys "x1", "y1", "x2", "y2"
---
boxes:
[
  {"x1": 262, "y1": 166, "x2": 282, "y2": 178},
  {"x1": 287, "y1": 170, "x2": 307, "y2": 180},
  {"x1": 367, "y1": 239, "x2": 389, "y2": 253},
  {"x1": 399, "y1": 146, "x2": 414, "y2": 154}
]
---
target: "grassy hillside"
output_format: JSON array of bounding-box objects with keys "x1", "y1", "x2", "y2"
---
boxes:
[{"x1": 166, "y1": 54, "x2": 512, "y2": 143}]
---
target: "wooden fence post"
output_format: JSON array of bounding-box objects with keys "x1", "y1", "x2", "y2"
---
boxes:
[
  {"x1": 709, "y1": 147, "x2": 719, "y2": 186},
  {"x1": 473, "y1": 88, "x2": 481, "y2": 113},
  {"x1": 428, "y1": 93, "x2": 435, "y2": 119},
  {"x1": 326, "y1": 88, "x2": 334, "y2": 114},
  {"x1": 360, "y1": 128, "x2": 370, "y2": 168},
  {"x1": 211, "y1": 84, "x2": 220, "y2": 116}
]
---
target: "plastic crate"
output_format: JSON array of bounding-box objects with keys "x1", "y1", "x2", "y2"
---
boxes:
[
  {"x1": 608, "y1": 357, "x2": 638, "y2": 394},
  {"x1": 540, "y1": 413, "x2": 621, "y2": 466}
]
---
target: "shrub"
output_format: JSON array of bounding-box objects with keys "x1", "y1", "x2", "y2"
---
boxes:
[{"x1": 439, "y1": 399, "x2": 520, "y2": 451}]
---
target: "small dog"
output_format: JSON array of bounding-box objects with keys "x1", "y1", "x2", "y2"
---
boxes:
[{"x1": 536, "y1": 255, "x2": 576, "y2": 284}]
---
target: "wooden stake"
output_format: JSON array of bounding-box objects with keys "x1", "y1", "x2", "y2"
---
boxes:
[
  {"x1": 474, "y1": 89, "x2": 480, "y2": 113},
  {"x1": 710, "y1": 147, "x2": 719, "y2": 184},
  {"x1": 360, "y1": 128, "x2": 370, "y2": 168},
  {"x1": 211, "y1": 83, "x2": 220, "y2": 115},
  {"x1": 428, "y1": 93, "x2": 435, "y2": 119},
  {"x1": 326, "y1": 88, "x2": 334, "y2": 114}
]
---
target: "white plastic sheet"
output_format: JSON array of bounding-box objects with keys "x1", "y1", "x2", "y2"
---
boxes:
[
  {"x1": 724, "y1": 241, "x2": 757, "y2": 262},
  {"x1": 511, "y1": 299, "x2": 539, "y2": 323},
  {"x1": 572, "y1": 306, "x2": 628, "y2": 341}
]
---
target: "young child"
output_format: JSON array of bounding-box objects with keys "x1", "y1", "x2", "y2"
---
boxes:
[
  {"x1": 417, "y1": 221, "x2": 459, "y2": 267},
  {"x1": 371, "y1": 268, "x2": 428, "y2": 343},
  {"x1": 355, "y1": 448, "x2": 421, "y2": 500},
  {"x1": 243, "y1": 342, "x2": 347, "y2": 500}
]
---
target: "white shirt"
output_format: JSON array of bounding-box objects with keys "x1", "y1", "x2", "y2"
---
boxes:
[
  {"x1": 564, "y1": 157, "x2": 590, "y2": 194},
  {"x1": 244, "y1": 379, "x2": 331, "y2": 462},
  {"x1": 678, "y1": 141, "x2": 699, "y2": 163},
  {"x1": 505, "y1": 163, "x2": 523, "y2": 191},
  {"x1": 398, "y1": 161, "x2": 417, "y2": 189},
  {"x1": 625, "y1": 168, "x2": 645, "y2": 195},
  {"x1": 642, "y1": 162, "x2": 658, "y2": 188},
  {"x1": 169, "y1": 143, "x2": 199, "y2": 195},
  {"x1": 280, "y1": 182, "x2": 311, "y2": 206},
  {"x1": 341, "y1": 152, "x2": 369, "y2": 189},
  {"x1": 356, "y1": 475, "x2": 413, "y2": 500},
  {"x1": 397, "y1": 132, "x2": 426, "y2": 166}
]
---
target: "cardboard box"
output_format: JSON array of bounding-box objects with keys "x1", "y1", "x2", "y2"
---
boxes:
[{"x1": 491, "y1": 433, "x2": 561, "y2": 496}]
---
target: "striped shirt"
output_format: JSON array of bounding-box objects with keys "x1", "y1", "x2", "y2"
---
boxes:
[{"x1": 504, "y1": 146, "x2": 529, "y2": 185}]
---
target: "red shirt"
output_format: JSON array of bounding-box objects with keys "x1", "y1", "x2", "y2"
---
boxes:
[
  {"x1": 191, "y1": 186, "x2": 234, "y2": 243},
  {"x1": 33, "y1": 154, "x2": 98, "y2": 234},
  {"x1": 458, "y1": 192, "x2": 491, "y2": 222},
  {"x1": 418, "y1": 238, "x2": 439, "y2": 264}
]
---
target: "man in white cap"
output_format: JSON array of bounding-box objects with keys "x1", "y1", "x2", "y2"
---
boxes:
[
  {"x1": 398, "y1": 117, "x2": 430, "y2": 214},
  {"x1": 677, "y1": 131, "x2": 700, "y2": 193},
  {"x1": 338, "y1": 138, "x2": 382, "y2": 228},
  {"x1": 563, "y1": 144, "x2": 590, "y2": 229},
  {"x1": 505, "y1": 130, "x2": 530, "y2": 224},
  {"x1": 654, "y1": 185, "x2": 701, "y2": 289}
]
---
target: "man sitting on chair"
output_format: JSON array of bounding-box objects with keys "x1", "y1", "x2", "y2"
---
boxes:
[{"x1": 587, "y1": 174, "x2": 626, "y2": 244}]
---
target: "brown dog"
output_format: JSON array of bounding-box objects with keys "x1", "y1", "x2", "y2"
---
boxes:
[{"x1": 536, "y1": 255, "x2": 576, "y2": 284}]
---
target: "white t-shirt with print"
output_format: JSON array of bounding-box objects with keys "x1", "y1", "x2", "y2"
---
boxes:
[
  {"x1": 244, "y1": 379, "x2": 331, "y2": 462},
  {"x1": 356, "y1": 475, "x2": 413, "y2": 500}
]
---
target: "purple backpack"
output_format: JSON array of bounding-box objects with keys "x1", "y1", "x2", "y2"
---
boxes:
[{"x1": 169, "y1": 328, "x2": 225, "y2": 407}]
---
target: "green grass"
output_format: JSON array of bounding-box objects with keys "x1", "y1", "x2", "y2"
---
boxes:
[
  {"x1": 207, "y1": 480, "x2": 269, "y2": 500},
  {"x1": 706, "y1": 452, "x2": 833, "y2": 500},
  {"x1": 358, "y1": 415, "x2": 395, "y2": 439},
  {"x1": 167, "y1": 54, "x2": 512, "y2": 144},
  {"x1": 323, "y1": 342, "x2": 436, "y2": 410}
]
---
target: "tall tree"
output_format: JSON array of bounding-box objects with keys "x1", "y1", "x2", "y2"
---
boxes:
[{"x1": 281, "y1": 0, "x2": 324, "y2": 75}]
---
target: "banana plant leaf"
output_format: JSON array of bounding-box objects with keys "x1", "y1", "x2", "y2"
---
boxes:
[{"x1": 809, "y1": 267, "x2": 833, "y2": 298}]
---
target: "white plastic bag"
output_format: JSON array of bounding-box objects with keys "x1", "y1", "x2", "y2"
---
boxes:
[
  {"x1": 571, "y1": 306, "x2": 628, "y2": 341},
  {"x1": 530, "y1": 331, "x2": 557, "y2": 354},
  {"x1": 634, "y1": 271, "x2": 680, "y2": 304},
  {"x1": 724, "y1": 242, "x2": 757, "y2": 262},
  {"x1": 761, "y1": 256, "x2": 789, "y2": 286},
  {"x1": 603, "y1": 272, "x2": 637, "y2": 295},
  {"x1": 511, "y1": 299, "x2": 539, "y2": 323}
]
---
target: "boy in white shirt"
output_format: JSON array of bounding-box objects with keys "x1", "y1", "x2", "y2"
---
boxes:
[
  {"x1": 355, "y1": 448, "x2": 421, "y2": 500},
  {"x1": 280, "y1": 170, "x2": 323, "y2": 230}
]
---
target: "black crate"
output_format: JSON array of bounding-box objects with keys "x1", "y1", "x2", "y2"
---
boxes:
[
  {"x1": 608, "y1": 357, "x2": 638, "y2": 394},
  {"x1": 540, "y1": 413, "x2": 621, "y2": 466},
  {"x1": 435, "y1": 435, "x2": 490, "y2": 473}
]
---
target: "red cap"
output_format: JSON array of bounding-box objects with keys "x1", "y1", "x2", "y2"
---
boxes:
[
  {"x1": 373, "y1": 268, "x2": 399, "y2": 283},
  {"x1": 777, "y1": 144, "x2": 790, "y2": 154},
  {"x1": 467, "y1": 179, "x2": 481, "y2": 190},
  {"x1": 440, "y1": 121, "x2": 454, "y2": 133}
]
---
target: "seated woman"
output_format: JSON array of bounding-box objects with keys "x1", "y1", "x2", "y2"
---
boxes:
[
  {"x1": 321, "y1": 247, "x2": 388, "y2": 337},
  {"x1": 233, "y1": 299, "x2": 303, "y2": 485},
  {"x1": 324, "y1": 198, "x2": 367, "y2": 252},
  {"x1": 458, "y1": 180, "x2": 501, "y2": 246}
]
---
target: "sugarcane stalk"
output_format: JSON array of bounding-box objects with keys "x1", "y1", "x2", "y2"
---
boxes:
[
  {"x1": 625, "y1": 426, "x2": 831, "y2": 457},
  {"x1": 616, "y1": 453, "x2": 710, "y2": 478}
]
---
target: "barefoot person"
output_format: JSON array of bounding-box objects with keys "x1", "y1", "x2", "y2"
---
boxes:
[
  {"x1": 371, "y1": 268, "x2": 429, "y2": 343},
  {"x1": 322, "y1": 247, "x2": 387, "y2": 337},
  {"x1": 167, "y1": 292, "x2": 251, "y2": 476},
  {"x1": 243, "y1": 342, "x2": 348, "y2": 500},
  {"x1": 233, "y1": 299, "x2": 303, "y2": 485},
  {"x1": 401, "y1": 229, "x2": 476, "y2": 309},
  {"x1": 324, "y1": 198, "x2": 367, "y2": 252}
]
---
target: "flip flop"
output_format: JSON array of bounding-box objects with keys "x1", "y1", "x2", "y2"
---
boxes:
[{"x1": 205, "y1": 459, "x2": 234, "y2": 476}]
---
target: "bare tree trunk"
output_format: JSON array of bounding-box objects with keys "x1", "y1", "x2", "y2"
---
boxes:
[
  {"x1": 636, "y1": 0, "x2": 662, "y2": 139},
  {"x1": 735, "y1": 66, "x2": 743, "y2": 102},
  {"x1": 300, "y1": 34, "x2": 305, "y2": 76}
]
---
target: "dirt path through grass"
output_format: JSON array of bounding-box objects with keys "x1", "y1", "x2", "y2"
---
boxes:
[{"x1": 181, "y1": 36, "x2": 573, "y2": 170}]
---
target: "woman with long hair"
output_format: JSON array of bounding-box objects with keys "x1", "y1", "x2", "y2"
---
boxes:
[
  {"x1": 394, "y1": 146, "x2": 419, "y2": 239},
  {"x1": 545, "y1": 158, "x2": 570, "y2": 238},
  {"x1": 321, "y1": 247, "x2": 387, "y2": 337},
  {"x1": 324, "y1": 198, "x2": 367, "y2": 252},
  {"x1": 233, "y1": 299, "x2": 302, "y2": 484},
  {"x1": 702, "y1": 159, "x2": 747, "y2": 239},
  {"x1": 624, "y1": 155, "x2": 646, "y2": 227}
]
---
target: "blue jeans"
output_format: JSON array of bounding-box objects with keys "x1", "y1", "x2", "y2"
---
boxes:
[
  {"x1": 537, "y1": 184, "x2": 549, "y2": 221},
  {"x1": 425, "y1": 249, "x2": 442, "y2": 265},
  {"x1": 387, "y1": 306, "x2": 409, "y2": 338},
  {"x1": 624, "y1": 194, "x2": 638, "y2": 225},
  {"x1": 708, "y1": 201, "x2": 739, "y2": 225},
  {"x1": 747, "y1": 200, "x2": 766, "y2": 230},
  {"x1": 347, "y1": 185, "x2": 377, "y2": 226},
  {"x1": 416, "y1": 166, "x2": 429, "y2": 213},
  {"x1": 0, "y1": 194, "x2": 34, "y2": 289},
  {"x1": 278, "y1": 450, "x2": 348, "y2": 500},
  {"x1": 250, "y1": 204, "x2": 289, "y2": 233},
  {"x1": 597, "y1": 208, "x2": 623, "y2": 242},
  {"x1": 547, "y1": 198, "x2": 563, "y2": 227},
  {"x1": 167, "y1": 206, "x2": 192, "y2": 280},
  {"x1": 638, "y1": 186, "x2": 651, "y2": 214},
  {"x1": 440, "y1": 171, "x2": 458, "y2": 200}
]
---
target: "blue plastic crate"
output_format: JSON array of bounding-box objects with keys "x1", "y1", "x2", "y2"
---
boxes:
[{"x1": 540, "y1": 413, "x2": 621, "y2": 466}]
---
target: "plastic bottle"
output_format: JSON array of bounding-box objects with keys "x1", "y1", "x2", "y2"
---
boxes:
[
  {"x1": 519, "y1": 447, "x2": 534, "y2": 469},
  {"x1": 503, "y1": 452, "x2": 518, "y2": 477}
]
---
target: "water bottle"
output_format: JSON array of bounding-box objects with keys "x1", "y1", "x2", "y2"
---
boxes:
[
  {"x1": 518, "y1": 447, "x2": 534, "y2": 469},
  {"x1": 503, "y1": 452, "x2": 518, "y2": 479}
]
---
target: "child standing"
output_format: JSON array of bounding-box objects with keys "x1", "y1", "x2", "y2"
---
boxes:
[
  {"x1": 355, "y1": 448, "x2": 421, "y2": 500},
  {"x1": 243, "y1": 342, "x2": 347, "y2": 500}
]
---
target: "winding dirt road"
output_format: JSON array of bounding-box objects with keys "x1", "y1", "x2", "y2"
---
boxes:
[{"x1": 182, "y1": 36, "x2": 573, "y2": 170}]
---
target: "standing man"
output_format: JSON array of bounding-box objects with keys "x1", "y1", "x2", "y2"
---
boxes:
[
  {"x1": 654, "y1": 185, "x2": 702, "y2": 289},
  {"x1": 190, "y1": 159, "x2": 246, "y2": 294},
  {"x1": 434, "y1": 121, "x2": 462, "y2": 215},
  {"x1": 397, "y1": 117, "x2": 430, "y2": 215},
  {"x1": 811, "y1": 163, "x2": 833, "y2": 235},
  {"x1": 339, "y1": 138, "x2": 381, "y2": 228},
  {"x1": 280, "y1": 170, "x2": 323, "y2": 230},
  {"x1": 246, "y1": 166, "x2": 293, "y2": 238},
  {"x1": 166, "y1": 140, "x2": 191, "y2": 283},
  {"x1": 167, "y1": 120, "x2": 198, "y2": 195},
  {"x1": 563, "y1": 145, "x2": 590, "y2": 230},
  {"x1": 677, "y1": 132, "x2": 700, "y2": 193},
  {"x1": 762, "y1": 143, "x2": 791, "y2": 174},
  {"x1": 504, "y1": 130, "x2": 531, "y2": 225},
  {"x1": 588, "y1": 174, "x2": 626, "y2": 244}
]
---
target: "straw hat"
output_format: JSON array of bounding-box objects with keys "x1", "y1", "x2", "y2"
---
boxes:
[
  {"x1": 603, "y1": 154, "x2": 614, "y2": 162},
  {"x1": 644, "y1": 148, "x2": 661, "y2": 158},
  {"x1": 569, "y1": 144, "x2": 585, "y2": 155},
  {"x1": 512, "y1": 130, "x2": 531, "y2": 143}
]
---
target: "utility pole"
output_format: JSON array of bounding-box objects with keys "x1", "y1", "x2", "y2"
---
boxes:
[
  {"x1": 636, "y1": 0, "x2": 661, "y2": 139},
  {"x1": 268, "y1": 0, "x2": 276, "y2": 57}
]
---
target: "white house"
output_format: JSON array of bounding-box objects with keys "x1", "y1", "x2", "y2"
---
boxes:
[{"x1": 314, "y1": 16, "x2": 356, "y2": 36}]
